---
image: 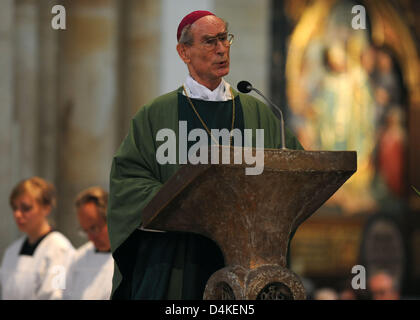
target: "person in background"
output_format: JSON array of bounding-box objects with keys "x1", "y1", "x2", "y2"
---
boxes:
[
  {"x1": 337, "y1": 278, "x2": 358, "y2": 300},
  {"x1": 0, "y1": 177, "x2": 75, "y2": 300},
  {"x1": 314, "y1": 288, "x2": 338, "y2": 300},
  {"x1": 368, "y1": 270, "x2": 400, "y2": 300},
  {"x1": 63, "y1": 187, "x2": 113, "y2": 300},
  {"x1": 313, "y1": 287, "x2": 339, "y2": 300}
]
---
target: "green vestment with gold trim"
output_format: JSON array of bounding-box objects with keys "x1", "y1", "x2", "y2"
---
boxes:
[{"x1": 108, "y1": 87, "x2": 303, "y2": 299}]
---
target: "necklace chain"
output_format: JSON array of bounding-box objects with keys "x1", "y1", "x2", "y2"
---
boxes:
[{"x1": 182, "y1": 85, "x2": 235, "y2": 146}]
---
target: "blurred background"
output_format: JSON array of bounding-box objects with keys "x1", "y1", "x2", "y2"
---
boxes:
[{"x1": 0, "y1": 0, "x2": 419, "y2": 298}]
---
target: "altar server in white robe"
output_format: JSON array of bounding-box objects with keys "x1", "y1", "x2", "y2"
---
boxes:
[
  {"x1": 63, "y1": 187, "x2": 114, "y2": 300},
  {"x1": 0, "y1": 177, "x2": 75, "y2": 300}
]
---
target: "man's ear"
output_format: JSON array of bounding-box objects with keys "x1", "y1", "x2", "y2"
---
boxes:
[{"x1": 177, "y1": 43, "x2": 190, "y2": 64}]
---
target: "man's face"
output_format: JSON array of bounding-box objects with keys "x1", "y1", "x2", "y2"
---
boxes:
[
  {"x1": 177, "y1": 16, "x2": 230, "y2": 89},
  {"x1": 77, "y1": 202, "x2": 110, "y2": 252}
]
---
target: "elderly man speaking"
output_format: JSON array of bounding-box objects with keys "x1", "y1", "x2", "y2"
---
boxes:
[{"x1": 108, "y1": 10, "x2": 303, "y2": 300}]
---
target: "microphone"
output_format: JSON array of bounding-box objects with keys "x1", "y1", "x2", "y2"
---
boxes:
[{"x1": 237, "y1": 81, "x2": 286, "y2": 149}]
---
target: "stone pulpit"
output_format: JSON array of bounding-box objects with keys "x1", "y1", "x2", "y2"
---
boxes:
[{"x1": 142, "y1": 147, "x2": 357, "y2": 300}]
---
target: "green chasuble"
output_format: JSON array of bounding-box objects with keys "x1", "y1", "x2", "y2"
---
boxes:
[{"x1": 108, "y1": 86, "x2": 303, "y2": 300}]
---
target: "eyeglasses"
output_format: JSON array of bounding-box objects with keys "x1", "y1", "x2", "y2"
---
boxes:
[{"x1": 201, "y1": 33, "x2": 234, "y2": 50}]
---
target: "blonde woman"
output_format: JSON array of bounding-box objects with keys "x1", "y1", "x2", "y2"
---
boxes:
[{"x1": 0, "y1": 177, "x2": 75, "y2": 299}]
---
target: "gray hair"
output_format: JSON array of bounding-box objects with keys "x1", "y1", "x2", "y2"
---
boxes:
[
  {"x1": 178, "y1": 19, "x2": 229, "y2": 45},
  {"x1": 179, "y1": 24, "x2": 194, "y2": 45}
]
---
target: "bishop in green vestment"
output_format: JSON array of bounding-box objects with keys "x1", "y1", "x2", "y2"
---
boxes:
[{"x1": 108, "y1": 10, "x2": 303, "y2": 300}]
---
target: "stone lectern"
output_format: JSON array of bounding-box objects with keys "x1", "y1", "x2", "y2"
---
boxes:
[{"x1": 142, "y1": 147, "x2": 357, "y2": 300}]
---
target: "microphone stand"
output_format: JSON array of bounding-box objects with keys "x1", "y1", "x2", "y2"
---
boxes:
[{"x1": 247, "y1": 85, "x2": 287, "y2": 150}]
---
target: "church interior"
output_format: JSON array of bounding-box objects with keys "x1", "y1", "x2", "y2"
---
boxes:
[{"x1": 0, "y1": 0, "x2": 419, "y2": 299}]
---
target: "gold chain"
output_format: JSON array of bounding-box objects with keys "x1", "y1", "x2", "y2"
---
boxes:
[{"x1": 182, "y1": 85, "x2": 235, "y2": 146}]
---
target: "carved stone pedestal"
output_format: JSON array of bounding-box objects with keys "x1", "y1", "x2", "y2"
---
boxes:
[
  {"x1": 142, "y1": 147, "x2": 357, "y2": 300},
  {"x1": 204, "y1": 265, "x2": 305, "y2": 300}
]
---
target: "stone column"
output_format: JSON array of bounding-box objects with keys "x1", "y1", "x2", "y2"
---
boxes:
[
  {"x1": 38, "y1": 0, "x2": 59, "y2": 224},
  {"x1": 14, "y1": 0, "x2": 40, "y2": 180},
  {"x1": 57, "y1": 0, "x2": 119, "y2": 247},
  {"x1": 0, "y1": 0, "x2": 19, "y2": 258},
  {"x1": 118, "y1": 0, "x2": 161, "y2": 139},
  {"x1": 38, "y1": 0, "x2": 59, "y2": 184}
]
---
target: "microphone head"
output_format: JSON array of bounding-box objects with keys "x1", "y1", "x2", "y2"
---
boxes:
[{"x1": 237, "y1": 81, "x2": 252, "y2": 93}]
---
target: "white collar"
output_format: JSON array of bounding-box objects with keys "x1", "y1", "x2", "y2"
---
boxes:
[{"x1": 183, "y1": 75, "x2": 232, "y2": 101}]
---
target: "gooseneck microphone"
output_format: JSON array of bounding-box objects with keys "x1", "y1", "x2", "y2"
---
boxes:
[{"x1": 237, "y1": 81, "x2": 286, "y2": 149}]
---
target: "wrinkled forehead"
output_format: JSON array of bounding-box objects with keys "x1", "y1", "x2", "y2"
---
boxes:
[{"x1": 190, "y1": 15, "x2": 227, "y2": 39}]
